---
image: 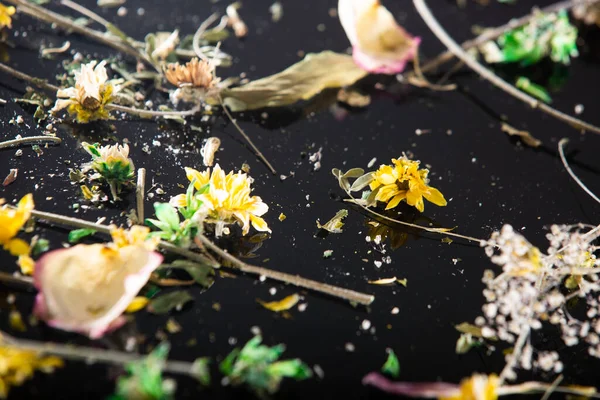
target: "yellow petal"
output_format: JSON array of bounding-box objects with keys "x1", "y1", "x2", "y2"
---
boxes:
[
  {"x1": 169, "y1": 193, "x2": 188, "y2": 208},
  {"x1": 385, "y1": 192, "x2": 406, "y2": 210},
  {"x1": 423, "y1": 186, "x2": 447, "y2": 207},
  {"x1": 257, "y1": 293, "x2": 300, "y2": 312},
  {"x1": 368, "y1": 277, "x2": 396, "y2": 285},
  {"x1": 125, "y1": 296, "x2": 149, "y2": 313},
  {"x1": 185, "y1": 167, "x2": 210, "y2": 189},
  {"x1": 17, "y1": 255, "x2": 35, "y2": 275},
  {"x1": 5, "y1": 238, "x2": 30, "y2": 256},
  {"x1": 250, "y1": 215, "x2": 271, "y2": 234}
]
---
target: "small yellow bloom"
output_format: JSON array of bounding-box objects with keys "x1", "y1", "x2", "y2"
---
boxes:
[
  {"x1": 125, "y1": 296, "x2": 149, "y2": 313},
  {"x1": 440, "y1": 374, "x2": 499, "y2": 400},
  {"x1": 369, "y1": 156, "x2": 447, "y2": 212},
  {"x1": 174, "y1": 165, "x2": 271, "y2": 236},
  {"x1": 52, "y1": 60, "x2": 118, "y2": 123},
  {"x1": 0, "y1": 3, "x2": 16, "y2": 30},
  {"x1": 0, "y1": 194, "x2": 33, "y2": 256},
  {"x1": 0, "y1": 346, "x2": 63, "y2": 399},
  {"x1": 17, "y1": 255, "x2": 34, "y2": 275},
  {"x1": 82, "y1": 142, "x2": 135, "y2": 182},
  {"x1": 110, "y1": 225, "x2": 159, "y2": 251}
]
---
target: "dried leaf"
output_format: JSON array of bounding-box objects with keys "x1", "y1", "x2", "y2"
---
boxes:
[
  {"x1": 3, "y1": 168, "x2": 18, "y2": 186},
  {"x1": 396, "y1": 278, "x2": 407, "y2": 287},
  {"x1": 349, "y1": 172, "x2": 374, "y2": 192},
  {"x1": 148, "y1": 290, "x2": 194, "y2": 314},
  {"x1": 337, "y1": 88, "x2": 371, "y2": 108},
  {"x1": 455, "y1": 322, "x2": 484, "y2": 337},
  {"x1": 501, "y1": 123, "x2": 542, "y2": 148},
  {"x1": 219, "y1": 51, "x2": 368, "y2": 111},
  {"x1": 257, "y1": 293, "x2": 300, "y2": 312},
  {"x1": 368, "y1": 277, "x2": 397, "y2": 285},
  {"x1": 169, "y1": 259, "x2": 216, "y2": 288},
  {"x1": 316, "y1": 209, "x2": 348, "y2": 233}
]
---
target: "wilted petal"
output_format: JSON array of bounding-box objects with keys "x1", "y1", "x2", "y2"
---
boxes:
[
  {"x1": 362, "y1": 372, "x2": 460, "y2": 398},
  {"x1": 250, "y1": 215, "x2": 271, "y2": 233},
  {"x1": 338, "y1": 0, "x2": 420, "y2": 74},
  {"x1": 33, "y1": 244, "x2": 162, "y2": 339}
]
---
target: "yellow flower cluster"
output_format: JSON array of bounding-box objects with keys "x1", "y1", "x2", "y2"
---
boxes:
[
  {"x1": 0, "y1": 346, "x2": 63, "y2": 399},
  {"x1": 440, "y1": 374, "x2": 499, "y2": 400},
  {"x1": 0, "y1": 194, "x2": 35, "y2": 274},
  {"x1": 110, "y1": 225, "x2": 159, "y2": 251},
  {"x1": 0, "y1": 3, "x2": 15, "y2": 30},
  {"x1": 369, "y1": 156, "x2": 447, "y2": 212},
  {"x1": 171, "y1": 164, "x2": 270, "y2": 236}
]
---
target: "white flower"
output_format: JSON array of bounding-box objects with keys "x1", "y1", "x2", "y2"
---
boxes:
[{"x1": 338, "y1": 0, "x2": 420, "y2": 74}]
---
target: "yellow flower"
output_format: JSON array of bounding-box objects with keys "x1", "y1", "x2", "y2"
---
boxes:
[
  {"x1": 175, "y1": 165, "x2": 271, "y2": 236},
  {"x1": 0, "y1": 346, "x2": 63, "y2": 399},
  {"x1": 0, "y1": 3, "x2": 15, "y2": 30},
  {"x1": 369, "y1": 156, "x2": 446, "y2": 212},
  {"x1": 0, "y1": 194, "x2": 34, "y2": 256},
  {"x1": 52, "y1": 60, "x2": 118, "y2": 123},
  {"x1": 110, "y1": 225, "x2": 159, "y2": 251},
  {"x1": 440, "y1": 374, "x2": 499, "y2": 400}
]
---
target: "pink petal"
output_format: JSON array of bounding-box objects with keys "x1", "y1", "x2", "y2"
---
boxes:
[{"x1": 362, "y1": 372, "x2": 460, "y2": 398}]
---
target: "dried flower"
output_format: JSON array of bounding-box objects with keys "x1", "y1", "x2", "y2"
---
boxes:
[
  {"x1": 0, "y1": 194, "x2": 34, "y2": 259},
  {"x1": 0, "y1": 3, "x2": 15, "y2": 30},
  {"x1": 33, "y1": 227, "x2": 163, "y2": 338},
  {"x1": 338, "y1": 0, "x2": 420, "y2": 74},
  {"x1": 0, "y1": 346, "x2": 63, "y2": 398},
  {"x1": 170, "y1": 165, "x2": 270, "y2": 236},
  {"x1": 52, "y1": 60, "x2": 118, "y2": 123},
  {"x1": 165, "y1": 58, "x2": 217, "y2": 89},
  {"x1": 201, "y1": 137, "x2": 221, "y2": 167},
  {"x1": 573, "y1": 3, "x2": 600, "y2": 26},
  {"x1": 369, "y1": 156, "x2": 447, "y2": 212}
]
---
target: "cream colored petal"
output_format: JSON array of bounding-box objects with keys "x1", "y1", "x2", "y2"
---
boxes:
[{"x1": 51, "y1": 99, "x2": 76, "y2": 112}]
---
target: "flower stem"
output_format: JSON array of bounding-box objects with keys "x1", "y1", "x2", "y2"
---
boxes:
[
  {"x1": 558, "y1": 138, "x2": 600, "y2": 204},
  {"x1": 24, "y1": 208, "x2": 374, "y2": 305},
  {"x1": 413, "y1": 0, "x2": 600, "y2": 135},
  {"x1": 0, "y1": 330, "x2": 199, "y2": 377},
  {"x1": 195, "y1": 234, "x2": 374, "y2": 305},
  {"x1": 136, "y1": 168, "x2": 146, "y2": 222},
  {"x1": 0, "y1": 62, "x2": 60, "y2": 93},
  {"x1": 0, "y1": 271, "x2": 34, "y2": 288},
  {"x1": 109, "y1": 181, "x2": 120, "y2": 202},
  {"x1": 106, "y1": 104, "x2": 201, "y2": 118},
  {"x1": 218, "y1": 95, "x2": 277, "y2": 174},
  {"x1": 0, "y1": 136, "x2": 62, "y2": 150}
]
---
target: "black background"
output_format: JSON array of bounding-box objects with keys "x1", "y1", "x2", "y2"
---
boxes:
[{"x1": 1, "y1": 0, "x2": 599, "y2": 398}]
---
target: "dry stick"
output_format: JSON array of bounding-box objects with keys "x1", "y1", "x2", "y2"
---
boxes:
[
  {"x1": 0, "y1": 271, "x2": 33, "y2": 287},
  {"x1": 498, "y1": 381, "x2": 600, "y2": 398},
  {"x1": 0, "y1": 330, "x2": 200, "y2": 377},
  {"x1": 417, "y1": 0, "x2": 598, "y2": 76},
  {"x1": 5, "y1": 0, "x2": 158, "y2": 72},
  {"x1": 60, "y1": 0, "x2": 112, "y2": 28},
  {"x1": 193, "y1": 12, "x2": 220, "y2": 61},
  {"x1": 219, "y1": 95, "x2": 277, "y2": 174},
  {"x1": 106, "y1": 104, "x2": 201, "y2": 118},
  {"x1": 25, "y1": 208, "x2": 373, "y2": 305},
  {"x1": 195, "y1": 234, "x2": 374, "y2": 305},
  {"x1": 0, "y1": 136, "x2": 62, "y2": 150},
  {"x1": 558, "y1": 138, "x2": 600, "y2": 204},
  {"x1": 136, "y1": 168, "x2": 146, "y2": 222},
  {"x1": 413, "y1": 0, "x2": 600, "y2": 135},
  {"x1": 0, "y1": 62, "x2": 60, "y2": 93}
]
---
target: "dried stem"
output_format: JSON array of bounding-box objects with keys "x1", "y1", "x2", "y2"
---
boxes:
[
  {"x1": 498, "y1": 325, "x2": 530, "y2": 384},
  {"x1": 218, "y1": 95, "x2": 277, "y2": 174},
  {"x1": 136, "y1": 168, "x2": 146, "y2": 222},
  {"x1": 0, "y1": 330, "x2": 199, "y2": 377},
  {"x1": 498, "y1": 381, "x2": 600, "y2": 398},
  {"x1": 558, "y1": 138, "x2": 600, "y2": 204},
  {"x1": 195, "y1": 234, "x2": 374, "y2": 305},
  {"x1": 0, "y1": 271, "x2": 34, "y2": 288},
  {"x1": 193, "y1": 12, "x2": 220, "y2": 61},
  {"x1": 0, "y1": 136, "x2": 62, "y2": 150},
  {"x1": 5, "y1": 0, "x2": 158, "y2": 72},
  {"x1": 413, "y1": 0, "x2": 600, "y2": 135},
  {"x1": 60, "y1": 0, "x2": 111, "y2": 28},
  {"x1": 106, "y1": 104, "x2": 201, "y2": 118},
  {"x1": 0, "y1": 62, "x2": 60, "y2": 93},
  {"x1": 416, "y1": 0, "x2": 599, "y2": 76},
  {"x1": 23, "y1": 208, "x2": 373, "y2": 305}
]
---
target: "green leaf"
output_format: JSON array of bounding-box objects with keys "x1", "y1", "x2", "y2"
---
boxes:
[
  {"x1": 191, "y1": 358, "x2": 211, "y2": 386},
  {"x1": 218, "y1": 51, "x2": 368, "y2": 111},
  {"x1": 68, "y1": 228, "x2": 97, "y2": 243},
  {"x1": 381, "y1": 349, "x2": 400, "y2": 378},
  {"x1": 516, "y1": 77, "x2": 552, "y2": 103},
  {"x1": 148, "y1": 291, "x2": 194, "y2": 314},
  {"x1": 316, "y1": 209, "x2": 348, "y2": 234},
  {"x1": 153, "y1": 202, "x2": 180, "y2": 231},
  {"x1": 219, "y1": 348, "x2": 239, "y2": 376},
  {"x1": 31, "y1": 238, "x2": 50, "y2": 257},
  {"x1": 267, "y1": 360, "x2": 312, "y2": 380},
  {"x1": 106, "y1": 23, "x2": 130, "y2": 42},
  {"x1": 169, "y1": 259, "x2": 217, "y2": 288},
  {"x1": 146, "y1": 218, "x2": 173, "y2": 233}
]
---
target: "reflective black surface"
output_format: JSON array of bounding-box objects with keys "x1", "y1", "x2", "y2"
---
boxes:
[{"x1": 1, "y1": 0, "x2": 599, "y2": 398}]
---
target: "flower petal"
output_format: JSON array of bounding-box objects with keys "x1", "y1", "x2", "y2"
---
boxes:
[
  {"x1": 250, "y1": 215, "x2": 272, "y2": 233},
  {"x1": 423, "y1": 186, "x2": 447, "y2": 207},
  {"x1": 362, "y1": 372, "x2": 460, "y2": 398},
  {"x1": 385, "y1": 192, "x2": 406, "y2": 210}
]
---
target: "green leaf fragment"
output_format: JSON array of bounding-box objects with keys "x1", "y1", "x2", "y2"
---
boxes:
[
  {"x1": 191, "y1": 358, "x2": 211, "y2": 386},
  {"x1": 516, "y1": 77, "x2": 552, "y2": 103},
  {"x1": 153, "y1": 202, "x2": 180, "y2": 231},
  {"x1": 31, "y1": 238, "x2": 50, "y2": 256},
  {"x1": 381, "y1": 349, "x2": 400, "y2": 378},
  {"x1": 148, "y1": 291, "x2": 194, "y2": 314},
  {"x1": 68, "y1": 228, "x2": 97, "y2": 243},
  {"x1": 169, "y1": 259, "x2": 217, "y2": 288},
  {"x1": 316, "y1": 209, "x2": 348, "y2": 234}
]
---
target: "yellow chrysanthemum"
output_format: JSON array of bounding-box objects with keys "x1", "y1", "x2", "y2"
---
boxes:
[
  {"x1": 0, "y1": 3, "x2": 15, "y2": 30},
  {"x1": 110, "y1": 225, "x2": 159, "y2": 251},
  {"x1": 176, "y1": 165, "x2": 271, "y2": 236},
  {"x1": 440, "y1": 374, "x2": 499, "y2": 400},
  {"x1": 0, "y1": 346, "x2": 63, "y2": 399},
  {"x1": 0, "y1": 194, "x2": 34, "y2": 256},
  {"x1": 369, "y1": 156, "x2": 446, "y2": 212}
]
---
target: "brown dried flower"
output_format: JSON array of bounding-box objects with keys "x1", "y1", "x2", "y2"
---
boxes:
[
  {"x1": 164, "y1": 58, "x2": 217, "y2": 88},
  {"x1": 573, "y1": 4, "x2": 600, "y2": 26}
]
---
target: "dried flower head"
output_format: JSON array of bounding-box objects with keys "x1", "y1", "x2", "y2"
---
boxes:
[
  {"x1": 170, "y1": 165, "x2": 270, "y2": 236},
  {"x1": 0, "y1": 2, "x2": 16, "y2": 30},
  {"x1": 164, "y1": 57, "x2": 217, "y2": 89},
  {"x1": 369, "y1": 156, "x2": 447, "y2": 212},
  {"x1": 52, "y1": 60, "x2": 118, "y2": 123},
  {"x1": 0, "y1": 346, "x2": 63, "y2": 398},
  {"x1": 338, "y1": 0, "x2": 420, "y2": 74}
]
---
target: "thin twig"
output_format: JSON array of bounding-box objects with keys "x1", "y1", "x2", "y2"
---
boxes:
[
  {"x1": 499, "y1": 325, "x2": 530, "y2": 384},
  {"x1": 540, "y1": 375, "x2": 564, "y2": 400},
  {"x1": 417, "y1": 0, "x2": 599, "y2": 76},
  {"x1": 193, "y1": 12, "x2": 220, "y2": 61},
  {"x1": 106, "y1": 104, "x2": 201, "y2": 118},
  {"x1": 0, "y1": 62, "x2": 60, "y2": 93},
  {"x1": 60, "y1": 0, "x2": 111, "y2": 28},
  {"x1": 0, "y1": 136, "x2": 62, "y2": 150},
  {"x1": 344, "y1": 189, "x2": 487, "y2": 245},
  {"x1": 413, "y1": 0, "x2": 600, "y2": 135},
  {"x1": 0, "y1": 272, "x2": 34, "y2": 288},
  {"x1": 5, "y1": 0, "x2": 158, "y2": 72},
  {"x1": 498, "y1": 381, "x2": 600, "y2": 398},
  {"x1": 558, "y1": 138, "x2": 600, "y2": 204},
  {"x1": 0, "y1": 330, "x2": 199, "y2": 377},
  {"x1": 218, "y1": 95, "x2": 276, "y2": 174},
  {"x1": 136, "y1": 168, "x2": 146, "y2": 223},
  {"x1": 407, "y1": 51, "x2": 456, "y2": 91},
  {"x1": 195, "y1": 234, "x2": 374, "y2": 305}
]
